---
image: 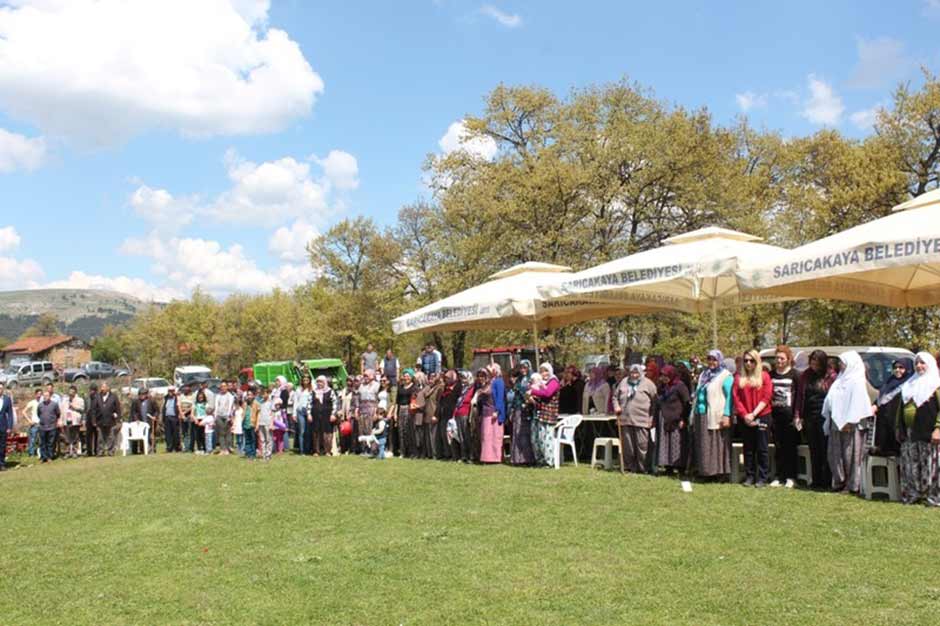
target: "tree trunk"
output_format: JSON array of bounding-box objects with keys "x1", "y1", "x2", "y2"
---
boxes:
[{"x1": 452, "y1": 331, "x2": 466, "y2": 369}]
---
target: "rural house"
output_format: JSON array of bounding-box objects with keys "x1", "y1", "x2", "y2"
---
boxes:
[{"x1": 0, "y1": 335, "x2": 92, "y2": 368}]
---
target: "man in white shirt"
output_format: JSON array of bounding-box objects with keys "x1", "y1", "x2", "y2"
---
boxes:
[{"x1": 212, "y1": 381, "x2": 235, "y2": 455}]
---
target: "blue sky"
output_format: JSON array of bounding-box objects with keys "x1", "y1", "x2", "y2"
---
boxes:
[{"x1": 0, "y1": 0, "x2": 937, "y2": 301}]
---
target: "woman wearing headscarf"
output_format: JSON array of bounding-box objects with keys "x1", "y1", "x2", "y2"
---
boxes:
[
  {"x1": 614, "y1": 364, "x2": 658, "y2": 473},
  {"x1": 450, "y1": 371, "x2": 477, "y2": 462},
  {"x1": 795, "y1": 350, "x2": 834, "y2": 489},
  {"x1": 733, "y1": 349, "x2": 773, "y2": 487},
  {"x1": 509, "y1": 361, "x2": 536, "y2": 465},
  {"x1": 357, "y1": 369, "x2": 380, "y2": 455},
  {"x1": 822, "y1": 351, "x2": 873, "y2": 493},
  {"x1": 415, "y1": 372, "x2": 443, "y2": 459},
  {"x1": 656, "y1": 365, "x2": 691, "y2": 474},
  {"x1": 434, "y1": 369, "x2": 462, "y2": 461},
  {"x1": 692, "y1": 350, "x2": 734, "y2": 480},
  {"x1": 582, "y1": 367, "x2": 611, "y2": 416},
  {"x1": 896, "y1": 352, "x2": 940, "y2": 506},
  {"x1": 309, "y1": 375, "x2": 335, "y2": 456},
  {"x1": 476, "y1": 367, "x2": 504, "y2": 464},
  {"x1": 396, "y1": 369, "x2": 418, "y2": 458},
  {"x1": 870, "y1": 357, "x2": 912, "y2": 457},
  {"x1": 529, "y1": 362, "x2": 561, "y2": 467}
]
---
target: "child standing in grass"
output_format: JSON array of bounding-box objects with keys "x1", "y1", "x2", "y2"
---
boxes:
[
  {"x1": 272, "y1": 398, "x2": 287, "y2": 453},
  {"x1": 233, "y1": 397, "x2": 245, "y2": 455},
  {"x1": 204, "y1": 411, "x2": 215, "y2": 454},
  {"x1": 194, "y1": 390, "x2": 208, "y2": 454},
  {"x1": 256, "y1": 387, "x2": 274, "y2": 461},
  {"x1": 242, "y1": 390, "x2": 257, "y2": 460}
]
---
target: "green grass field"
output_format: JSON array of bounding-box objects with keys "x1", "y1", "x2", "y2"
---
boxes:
[{"x1": 2, "y1": 453, "x2": 939, "y2": 625}]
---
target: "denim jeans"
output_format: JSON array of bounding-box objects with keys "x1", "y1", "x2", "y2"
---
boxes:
[
  {"x1": 243, "y1": 428, "x2": 256, "y2": 458},
  {"x1": 295, "y1": 408, "x2": 308, "y2": 454},
  {"x1": 236, "y1": 433, "x2": 244, "y2": 454},
  {"x1": 27, "y1": 424, "x2": 40, "y2": 457},
  {"x1": 205, "y1": 431, "x2": 214, "y2": 453},
  {"x1": 376, "y1": 436, "x2": 387, "y2": 460}
]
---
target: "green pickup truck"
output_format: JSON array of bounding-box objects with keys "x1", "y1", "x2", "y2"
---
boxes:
[{"x1": 247, "y1": 359, "x2": 348, "y2": 389}]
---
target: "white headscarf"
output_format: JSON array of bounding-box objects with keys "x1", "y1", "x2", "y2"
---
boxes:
[
  {"x1": 539, "y1": 362, "x2": 556, "y2": 380},
  {"x1": 901, "y1": 351, "x2": 940, "y2": 408},
  {"x1": 822, "y1": 351, "x2": 873, "y2": 430}
]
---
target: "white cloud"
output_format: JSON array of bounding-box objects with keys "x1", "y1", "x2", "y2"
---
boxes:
[
  {"x1": 130, "y1": 185, "x2": 197, "y2": 231},
  {"x1": 850, "y1": 107, "x2": 879, "y2": 131},
  {"x1": 801, "y1": 75, "x2": 844, "y2": 126},
  {"x1": 735, "y1": 91, "x2": 768, "y2": 112},
  {"x1": 439, "y1": 120, "x2": 498, "y2": 160},
  {"x1": 0, "y1": 0, "x2": 323, "y2": 146},
  {"x1": 313, "y1": 150, "x2": 359, "y2": 191},
  {"x1": 269, "y1": 220, "x2": 318, "y2": 262},
  {"x1": 848, "y1": 37, "x2": 908, "y2": 89},
  {"x1": 0, "y1": 256, "x2": 43, "y2": 289},
  {"x1": 42, "y1": 271, "x2": 182, "y2": 303},
  {"x1": 480, "y1": 5, "x2": 522, "y2": 28},
  {"x1": 121, "y1": 232, "x2": 314, "y2": 297},
  {"x1": 0, "y1": 127, "x2": 46, "y2": 173},
  {"x1": 0, "y1": 226, "x2": 21, "y2": 253}
]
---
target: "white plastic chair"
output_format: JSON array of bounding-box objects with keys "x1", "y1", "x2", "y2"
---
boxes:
[
  {"x1": 796, "y1": 444, "x2": 813, "y2": 486},
  {"x1": 552, "y1": 414, "x2": 583, "y2": 469},
  {"x1": 120, "y1": 421, "x2": 151, "y2": 456},
  {"x1": 864, "y1": 455, "x2": 900, "y2": 501}
]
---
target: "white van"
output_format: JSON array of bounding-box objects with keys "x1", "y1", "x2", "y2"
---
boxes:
[
  {"x1": 173, "y1": 365, "x2": 212, "y2": 389},
  {"x1": 759, "y1": 346, "x2": 915, "y2": 390}
]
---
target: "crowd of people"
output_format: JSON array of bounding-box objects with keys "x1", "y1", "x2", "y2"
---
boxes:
[{"x1": 0, "y1": 343, "x2": 938, "y2": 508}]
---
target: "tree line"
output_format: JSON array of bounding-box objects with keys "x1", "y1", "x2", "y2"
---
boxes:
[{"x1": 94, "y1": 72, "x2": 940, "y2": 378}]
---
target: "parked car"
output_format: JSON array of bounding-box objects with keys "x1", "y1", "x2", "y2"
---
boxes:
[
  {"x1": 62, "y1": 361, "x2": 129, "y2": 383},
  {"x1": 759, "y1": 346, "x2": 916, "y2": 391},
  {"x1": 0, "y1": 361, "x2": 58, "y2": 388},
  {"x1": 122, "y1": 377, "x2": 172, "y2": 398},
  {"x1": 173, "y1": 365, "x2": 212, "y2": 389}
]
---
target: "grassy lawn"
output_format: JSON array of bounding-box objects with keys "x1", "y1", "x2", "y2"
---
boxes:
[{"x1": 2, "y1": 453, "x2": 939, "y2": 625}]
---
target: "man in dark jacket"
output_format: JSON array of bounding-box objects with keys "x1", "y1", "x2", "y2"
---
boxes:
[
  {"x1": 161, "y1": 386, "x2": 181, "y2": 452},
  {"x1": 128, "y1": 389, "x2": 156, "y2": 454},
  {"x1": 0, "y1": 382, "x2": 13, "y2": 470},
  {"x1": 97, "y1": 382, "x2": 121, "y2": 456},
  {"x1": 37, "y1": 389, "x2": 60, "y2": 462},
  {"x1": 85, "y1": 384, "x2": 100, "y2": 457}
]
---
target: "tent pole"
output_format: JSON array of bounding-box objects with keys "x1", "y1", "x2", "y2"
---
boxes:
[
  {"x1": 711, "y1": 299, "x2": 718, "y2": 349},
  {"x1": 532, "y1": 322, "x2": 539, "y2": 362}
]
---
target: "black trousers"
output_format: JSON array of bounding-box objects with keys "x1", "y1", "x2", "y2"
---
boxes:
[
  {"x1": 40, "y1": 429, "x2": 57, "y2": 461},
  {"x1": 772, "y1": 412, "x2": 800, "y2": 481},
  {"x1": 84, "y1": 423, "x2": 98, "y2": 456},
  {"x1": 804, "y1": 414, "x2": 831, "y2": 489},
  {"x1": 0, "y1": 428, "x2": 7, "y2": 467},
  {"x1": 164, "y1": 417, "x2": 181, "y2": 452},
  {"x1": 742, "y1": 417, "x2": 770, "y2": 483}
]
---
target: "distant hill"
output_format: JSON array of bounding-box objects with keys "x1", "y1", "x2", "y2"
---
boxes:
[{"x1": 0, "y1": 289, "x2": 161, "y2": 342}]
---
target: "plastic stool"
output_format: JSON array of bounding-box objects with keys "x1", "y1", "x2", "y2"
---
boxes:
[
  {"x1": 591, "y1": 437, "x2": 620, "y2": 470},
  {"x1": 767, "y1": 443, "x2": 777, "y2": 479},
  {"x1": 865, "y1": 455, "x2": 900, "y2": 501},
  {"x1": 796, "y1": 444, "x2": 812, "y2": 485}
]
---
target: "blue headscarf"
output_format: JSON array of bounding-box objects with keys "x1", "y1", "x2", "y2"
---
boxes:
[{"x1": 698, "y1": 349, "x2": 726, "y2": 388}]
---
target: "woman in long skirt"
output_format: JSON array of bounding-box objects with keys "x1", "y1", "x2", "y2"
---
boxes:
[
  {"x1": 692, "y1": 350, "x2": 734, "y2": 480},
  {"x1": 509, "y1": 361, "x2": 535, "y2": 465},
  {"x1": 529, "y1": 363, "x2": 561, "y2": 467},
  {"x1": 476, "y1": 369, "x2": 504, "y2": 463},
  {"x1": 822, "y1": 351, "x2": 872, "y2": 493},
  {"x1": 896, "y1": 351, "x2": 940, "y2": 506},
  {"x1": 656, "y1": 365, "x2": 690, "y2": 474}
]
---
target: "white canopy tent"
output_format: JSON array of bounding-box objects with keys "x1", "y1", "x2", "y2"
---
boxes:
[
  {"x1": 738, "y1": 189, "x2": 940, "y2": 308},
  {"x1": 538, "y1": 227, "x2": 796, "y2": 347},
  {"x1": 391, "y1": 262, "x2": 658, "y2": 346}
]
